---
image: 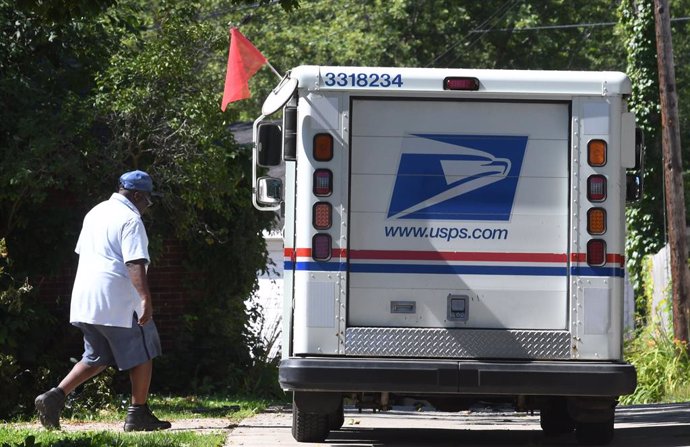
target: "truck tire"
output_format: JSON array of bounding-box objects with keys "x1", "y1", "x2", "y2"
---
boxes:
[
  {"x1": 540, "y1": 398, "x2": 575, "y2": 436},
  {"x1": 292, "y1": 404, "x2": 329, "y2": 442},
  {"x1": 575, "y1": 418, "x2": 615, "y2": 445},
  {"x1": 328, "y1": 399, "x2": 344, "y2": 430}
]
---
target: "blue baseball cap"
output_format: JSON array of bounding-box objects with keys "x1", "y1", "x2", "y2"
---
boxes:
[{"x1": 119, "y1": 170, "x2": 154, "y2": 193}]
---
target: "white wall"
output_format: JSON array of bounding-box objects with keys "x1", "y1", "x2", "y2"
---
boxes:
[
  {"x1": 247, "y1": 230, "x2": 283, "y2": 360},
  {"x1": 650, "y1": 244, "x2": 672, "y2": 330}
]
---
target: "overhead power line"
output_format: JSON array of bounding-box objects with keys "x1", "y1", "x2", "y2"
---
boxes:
[
  {"x1": 425, "y1": 0, "x2": 521, "y2": 67},
  {"x1": 426, "y1": 13, "x2": 690, "y2": 68},
  {"x1": 470, "y1": 16, "x2": 690, "y2": 33}
]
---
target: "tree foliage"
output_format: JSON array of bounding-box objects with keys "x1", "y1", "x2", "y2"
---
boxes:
[
  {"x1": 89, "y1": 1, "x2": 276, "y2": 392},
  {"x1": 618, "y1": 0, "x2": 690, "y2": 323},
  {"x1": 618, "y1": 0, "x2": 664, "y2": 320},
  {"x1": 0, "y1": 0, "x2": 274, "y2": 412},
  {"x1": 0, "y1": 0, "x2": 118, "y2": 274}
]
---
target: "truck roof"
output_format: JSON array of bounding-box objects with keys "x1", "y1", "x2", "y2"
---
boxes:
[{"x1": 290, "y1": 65, "x2": 631, "y2": 97}]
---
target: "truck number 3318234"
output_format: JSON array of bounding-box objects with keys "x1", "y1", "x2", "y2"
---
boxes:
[{"x1": 323, "y1": 72, "x2": 404, "y2": 88}]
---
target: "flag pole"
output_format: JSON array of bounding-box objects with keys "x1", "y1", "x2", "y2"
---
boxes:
[{"x1": 265, "y1": 61, "x2": 283, "y2": 80}]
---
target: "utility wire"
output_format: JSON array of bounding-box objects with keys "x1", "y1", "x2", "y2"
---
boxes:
[
  {"x1": 470, "y1": 16, "x2": 690, "y2": 33},
  {"x1": 443, "y1": 0, "x2": 522, "y2": 68},
  {"x1": 425, "y1": 0, "x2": 520, "y2": 67},
  {"x1": 427, "y1": 12, "x2": 690, "y2": 67}
]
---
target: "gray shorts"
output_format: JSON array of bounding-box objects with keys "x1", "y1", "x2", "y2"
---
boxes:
[{"x1": 73, "y1": 314, "x2": 162, "y2": 371}]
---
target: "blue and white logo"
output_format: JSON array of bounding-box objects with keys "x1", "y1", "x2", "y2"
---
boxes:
[{"x1": 387, "y1": 134, "x2": 528, "y2": 221}]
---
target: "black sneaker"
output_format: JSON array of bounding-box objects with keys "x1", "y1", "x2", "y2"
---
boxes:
[
  {"x1": 35, "y1": 387, "x2": 65, "y2": 430},
  {"x1": 123, "y1": 404, "x2": 172, "y2": 432}
]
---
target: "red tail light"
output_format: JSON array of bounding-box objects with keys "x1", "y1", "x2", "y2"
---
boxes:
[
  {"x1": 587, "y1": 240, "x2": 606, "y2": 266},
  {"x1": 312, "y1": 234, "x2": 332, "y2": 261}
]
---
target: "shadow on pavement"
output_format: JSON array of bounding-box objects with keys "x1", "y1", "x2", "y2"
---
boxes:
[{"x1": 323, "y1": 424, "x2": 690, "y2": 447}]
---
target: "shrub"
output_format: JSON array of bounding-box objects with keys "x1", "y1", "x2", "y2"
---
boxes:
[
  {"x1": 621, "y1": 320, "x2": 690, "y2": 404},
  {"x1": 620, "y1": 256, "x2": 690, "y2": 405},
  {"x1": 0, "y1": 238, "x2": 64, "y2": 419}
]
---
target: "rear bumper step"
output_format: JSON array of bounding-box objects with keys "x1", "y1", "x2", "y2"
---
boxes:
[{"x1": 279, "y1": 358, "x2": 637, "y2": 396}]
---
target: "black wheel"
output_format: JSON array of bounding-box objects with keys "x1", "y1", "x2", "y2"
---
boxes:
[
  {"x1": 576, "y1": 419, "x2": 615, "y2": 445},
  {"x1": 540, "y1": 398, "x2": 575, "y2": 437},
  {"x1": 292, "y1": 404, "x2": 329, "y2": 442},
  {"x1": 328, "y1": 399, "x2": 344, "y2": 430}
]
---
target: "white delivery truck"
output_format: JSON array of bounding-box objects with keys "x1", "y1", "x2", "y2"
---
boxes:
[{"x1": 251, "y1": 66, "x2": 641, "y2": 445}]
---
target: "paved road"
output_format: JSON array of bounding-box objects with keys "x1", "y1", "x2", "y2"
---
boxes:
[{"x1": 226, "y1": 403, "x2": 690, "y2": 446}]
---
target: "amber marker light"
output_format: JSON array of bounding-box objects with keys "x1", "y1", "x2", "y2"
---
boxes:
[
  {"x1": 314, "y1": 133, "x2": 334, "y2": 161},
  {"x1": 588, "y1": 139, "x2": 607, "y2": 166},
  {"x1": 313, "y1": 202, "x2": 332, "y2": 230},
  {"x1": 587, "y1": 208, "x2": 607, "y2": 235}
]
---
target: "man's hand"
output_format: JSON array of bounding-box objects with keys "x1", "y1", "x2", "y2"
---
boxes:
[
  {"x1": 138, "y1": 298, "x2": 153, "y2": 325},
  {"x1": 126, "y1": 259, "x2": 153, "y2": 326}
]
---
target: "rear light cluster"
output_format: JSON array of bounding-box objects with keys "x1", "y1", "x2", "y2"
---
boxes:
[
  {"x1": 586, "y1": 140, "x2": 608, "y2": 266},
  {"x1": 312, "y1": 133, "x2": 334, "y2": 261}
]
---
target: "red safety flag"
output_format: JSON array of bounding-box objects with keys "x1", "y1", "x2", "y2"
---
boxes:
[{"x1": 221, "y1": 28, "x2": 267, "y2": 111}]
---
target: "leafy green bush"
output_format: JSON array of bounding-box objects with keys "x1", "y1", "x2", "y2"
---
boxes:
[
  {"x1": 0, "y1": 239, "x2": 63, "y2": 420},
  {"x1": 620, "y1": 256, "x2": 690, "y2": 405},
  {"x1": 621, "y1": 321, "x2": 690, "y2": 405},
  {"x1": 620, "y1": 0, "x2": 664, "y2": 327},
  {"x1": 2, "y1": 0, "x2": 275, "y2": 415}
]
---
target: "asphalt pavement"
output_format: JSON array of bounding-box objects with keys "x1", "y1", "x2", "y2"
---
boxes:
[{"x1": 225, "y1": 403, "x2": 690, "y2": 447}]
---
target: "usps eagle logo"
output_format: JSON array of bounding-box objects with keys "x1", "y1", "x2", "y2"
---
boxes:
[{"x1": 387, "y1": 134, "x2": 528, "y2": 221}]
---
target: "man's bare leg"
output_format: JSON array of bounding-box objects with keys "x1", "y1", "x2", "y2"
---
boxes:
[
  {"x1": 58, "y1": 361, "x2": 107, "y2": 395},
  {"x1": 129, "y1": 359, "x2": 152, "y2": 405},
  {"x1": 36, "y1": 361, "x2": 105, "y2": 429}
]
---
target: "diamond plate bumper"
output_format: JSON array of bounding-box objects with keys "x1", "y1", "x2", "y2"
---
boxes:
[
  {"x1": 345, "y1": 327, "x2": 571, "y2": 359},
  {"x1": 279, "y1": 358, "x2": 637, "y2": 396}
]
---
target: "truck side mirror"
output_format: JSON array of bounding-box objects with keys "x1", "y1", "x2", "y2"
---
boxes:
[
  {"x1": 257, "y1": 176, "x2": 283, "y2": 206},
  {"x1": 257, "y1": 123, "x2": 282, "y2": 167},
  {"x1": 634, "y1": 127, "x2": 644, "y2": 171},
  {"x1": 626, "y1": 128, "x2": 644, "y2": 203},
  {"x1": 626, "y1": 173, "x2": 642, "y2": 202}
]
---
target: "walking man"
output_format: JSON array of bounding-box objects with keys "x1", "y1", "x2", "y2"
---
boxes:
[{"x1": 35, "y1": 170, "x2": 171, "y2": 431}]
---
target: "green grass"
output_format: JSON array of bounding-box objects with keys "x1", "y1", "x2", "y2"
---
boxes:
[
  {"x1": 55, "y1": 394, "x2": 275, "y2": 424},
  {"x1": 0, "y1": 428, "x2": 225, "y2": 447},
  {"x1": 146, "y1": 394, "x2": 275, "y2": 421},
  {"x1": 0, "y1": 395, "x2": 278, "y2": 447},
  {"x1": 662, "y1": 381, "x2": 690, "y2": 403}
]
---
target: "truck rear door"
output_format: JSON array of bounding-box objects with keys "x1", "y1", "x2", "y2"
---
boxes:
[{"x1": 347, "y1": 98, "x2": 571, "y2": 359}]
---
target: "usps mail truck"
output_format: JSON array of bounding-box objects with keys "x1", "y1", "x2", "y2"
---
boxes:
[{"x1": 252, "y1": 66, "x2": 641, "y2": 445}]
